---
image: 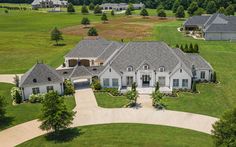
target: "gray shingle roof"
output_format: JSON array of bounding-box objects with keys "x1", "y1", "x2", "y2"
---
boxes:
[
  {"x1": 65, "y1": 39, "x2": 115, "y2": 58},
  {"x1": 32, "y1": 0, "x2": 66, "y2": 5},
  {"x1": 110, "y1": 42, "x2": 180, "y2": 73},
  {"x1": 56, "y1": 68, "x2": 74, "y2": 79},
  {"x1": 184, "y1": 16, "x2": 210, "y2": 27},
  {"x1": 20, "y1": 63, "x2": 63, "y2": 87},
  {"x1": 96, "y1": 42, "x2": 124, "y2": 62},
  {"x1": 69, "y1": 66, "x2": 106, "y2": 78},
  {"x1": 173, "y1": 48, "x2": 212, "y2": 70}
]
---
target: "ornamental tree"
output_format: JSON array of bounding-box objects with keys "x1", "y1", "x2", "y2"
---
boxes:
[
  {"x1": 51, "y1": 27, "x2": 63, "y2": 46},
  {"x1": 88, "y1": 27, "x2": 98, "y2": 36},
  {"x1": 81, "y1": 17, "x2": 90, "y2": 28},
  {"x1": 39, "y1": 91, "x2": 75, "y2": 133},
  {"x1": 140, "y1": 8, "x2": 149, "y2": 17},
  {"x1": 67, "y1": 3, "x2": 75, "y2": 13},
  {"x1": 101, "y1": 13, "x2": 108, "y2": 23},
  {"x1": 81, "y1": 4, "x2": 89, "y2": 14},
  {"x1": 175, "y1": 5, "x2": 185, "y2": 18}
]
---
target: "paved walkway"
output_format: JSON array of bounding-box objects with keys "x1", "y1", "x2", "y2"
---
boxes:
[
  {"x1": 0, "y1": 88, "x2": 219, "y2": 147},
  {"x1": 0, "y1": 74, "x2": 22, "y2": 84}
]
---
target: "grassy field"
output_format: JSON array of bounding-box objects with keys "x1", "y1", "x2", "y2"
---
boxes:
[
  {"x1": 18, "y1": 123, "x2": 214, "y2": 147},
  {"x1": 0, "y1": 82, "x2": 76, "y2": 130},
  {"x1": 154, "y1": 20, "x2": 236, "y2": 117},
  {"x1": 95, "y1": 92, "x2": 129, "y2": 108}
]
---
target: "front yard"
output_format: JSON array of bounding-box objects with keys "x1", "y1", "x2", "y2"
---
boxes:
[
  {"x1": 0, "y1": 82, "x2": 76, "y2": 130},
  {"x1": 18, "y1": 123, "x2": 213, "y2": 147},
  {"x1": 94, "y1": 92, "x2": 129, "y2": 108}
]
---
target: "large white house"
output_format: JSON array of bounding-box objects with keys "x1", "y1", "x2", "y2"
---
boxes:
[
  {"x1": 62, "y1": 38, "x2": 213, "y2": 93},
  {"x1": 20, "y1": 38, "x2": 213, "y2": 98}
]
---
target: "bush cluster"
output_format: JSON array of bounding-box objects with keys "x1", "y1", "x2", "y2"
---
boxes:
[
  {"x1": 176, "y1": 43, "x2": 199, "y2": 53},
  {"x1": 29, "y1": 93, "x2": 45, "y2": 103},
  {"x1": 10, "y1": 87, "x2": 22, "y2": 104},
  {"x1": 100, "y1": 88, "x2": 120, "y2": 96},
  {"x1": 91, "y1": 79, "x2": 102, "y2": 90}
]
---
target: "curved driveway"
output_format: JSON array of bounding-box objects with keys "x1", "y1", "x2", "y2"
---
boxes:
[
  {"x1": 0, "y1": 74, "x2": 22, "y2": 84},
  {"x1": 0, "y1": 86, "x2": 218, "y2": 147}
]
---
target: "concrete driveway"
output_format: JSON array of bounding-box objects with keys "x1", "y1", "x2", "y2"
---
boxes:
[
  {"x1": 0, "y1": 74, "x2": 22, "y2": 84},
  {"x1": 0, "y1": 88, "x2": 219, "y2": 147}
]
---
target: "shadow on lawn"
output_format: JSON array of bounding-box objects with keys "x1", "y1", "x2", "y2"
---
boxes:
[
  {"x1": 45, "y1": 128, "x2": 82, "y2": 143},
  {"x1": 0, "y1": 116, "x2": 14, "y2": 130}
]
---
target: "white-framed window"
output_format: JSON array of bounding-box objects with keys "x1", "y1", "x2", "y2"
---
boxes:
[
  {"x1": 159, "y1": 66, "x2": 165, "y2": 72},
  {"x1": 173, "y1": 79, "x2": 179, "y2": 87},
  {"x1": 127, "y1": 66, "x2": 133, "y2": 72},
  {"x1": 200, "y1": 71, "x2": 205, "y2": 79},
  {"x1": 158, "y1": 76, "x2": 166, "y2": 87},
  {"x1": 143, "y1": 64, "x2": 149, "y2": 70},
  {"x1": 32, "y1": 87, "x2": 40, "y2": 94},
  {"x1": 112, "y1": 79, "x2": 119, "y2": 87},
  {"x1": 182, "y1": 79, "x2": 188, "y2": 88},
  {"x1": 103, "y1": 78, "x2": 110, "y2": 87},
  {"x1": 46, "y1": 86, "x2": 54, "y2": 93}
]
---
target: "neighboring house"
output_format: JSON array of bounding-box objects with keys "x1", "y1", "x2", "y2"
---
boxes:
[
  {"x1": 31, "y1": 0, "x2": 68, "y2": 9},
  {"x1": 19, "y1": 63, "x2": 64, "y2": 100},
  {"x1": 100, "y1": 3, "x2": 144, "y2": 11},
  {"x1": 61, "y1": 39, "x2": 213, "y2": 93},
  {"x1": 183, "y1": 13, "x2": 236, "y2": 40}
]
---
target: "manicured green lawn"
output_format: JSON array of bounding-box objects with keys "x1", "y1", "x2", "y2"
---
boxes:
[
  {"x1": 0, "y1": 8, "x2": 119, "y2": 74},
  {"x1": 18, "y1": 123, "x2": 214, "y2": 147},
  {"x1": 154, "y1": 21, "x2": 236, "y2": 117},
  {"x1": 0, "y1": 82, "x2": 76, "y2": 130},
  {"x1": 94, "y1": 92, "x2": 129, "y2": 108}
]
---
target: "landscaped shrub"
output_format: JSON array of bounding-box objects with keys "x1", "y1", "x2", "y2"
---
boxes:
[
  {"x1": 102, "y1": 88, "x2": 120, "y2": 96},
  {"x1": 0, "y1": 96, "x2": 6, "y2": 120},
  {"x1": 192, "y1": 81, "x2": 197, "y2": 93},
  {"x1": 193, "y1": 44, "x2": 199, "y2": 53},
  {"x1": 154, "y1": 81, "x2": 159, "y2": 92},
  {"x1": 125, "y1": 90, "x2": 138, "y2": 107},
  {"x1": 212, "y1": 71, "x2": 217, "y2": 83},
  {"x1": 88, "y1": 27, "x2": 98, "y2": 36},
  {"x1": 151, "y1": 91, "x2": 166, "y2": 109},
  {"x1": 91, "y1": 79, "x2": 102, "y2": 91},
  {"x1": 10, "y1": 87, "x2": 22, "y2": 103},
  {"x1": 64, "y1": 80, "x2": 75, "y2": 95},
  {"x1": 29, "y1": 93, "x2": 45, "y2": 103}
]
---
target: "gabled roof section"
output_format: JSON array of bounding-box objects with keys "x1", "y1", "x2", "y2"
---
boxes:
[
  {"x1": 20, "y1": 63, "x2": 63, "y2": 87},
  {"x1": 183, "y1": 15, "x2": 210, "y2": 27},
  {"x1": 70, "y1": 66, "x2": 93, "y2": 78},
  {"x1": 65, "y1": 38, "x2": 113, "y2": 58},
  {"x1": 110, "y1": 42, "x2": 180, "y2": 73}
]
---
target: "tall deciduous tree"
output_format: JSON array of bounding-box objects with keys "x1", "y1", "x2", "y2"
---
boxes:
[
  {"x1": 81, "y1": 4, "x2": 89, "y2": 14},
  {"x1": 67, "y1": 3, "x2": 75, "y2": 13},
  {"x1": 194, "y1": 7, "x2": 205, "y2": 15},
  {"x1": 206, "y1": 1, "x2": 217, "y2": 14},
  {"x1": 225, "y1": 4, "x2": 235, "y2": 15},
  {"x1": 51, "y1": 27, "x2": 63, "y2": 46},
  {"x1": 175, "y1": 5, "x2": 185, "y2": 18},
  {"x1": 218, "y1": 7, "x2": 226, "y2": 14},
  {"x1": 212, "y1": 107, "x2": 236, "y2": 146},
  {"x1": 39, "y1": 91, "x2": 75, "y2": 133},
  {"x1": 172, "y1": 0, "x2": 180, "y2": 13},
  {"x1": 187, "y1": 1, "x2": 198, "y2": 16}
]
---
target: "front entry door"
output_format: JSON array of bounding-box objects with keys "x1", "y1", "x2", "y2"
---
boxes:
[
  {"x1": 126, "y1": 76, "x2": 133, "y2": 87},
  {"x1": 142, "y1": 75, "x2": 150, "y2": 87}
]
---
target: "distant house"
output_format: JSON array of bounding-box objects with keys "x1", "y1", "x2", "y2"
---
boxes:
[
  {"x1": 62, "y1": 38, "x2": 213, "y2": 93},
  {"x1": 100, "y1": 3, "x2": 144, "y2": 11},
  {"x1": 183, "y1": 13, "x2": 236, "y2": 40},
  {"x1": 19, "y1": 63, "x2": 64, "y2": 100},
  {"x1": 31, "y1": 0, "x2": 68, "y2": 9}
]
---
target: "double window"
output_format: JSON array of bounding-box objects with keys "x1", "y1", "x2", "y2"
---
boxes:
[
  {"x1": 112, "y1": 79, "x2": 119, "y2": 87},
  {"x1": 46, "y1": 86, "x2": 54, "y2": 93},
  {"x1": 200, "y1": 71, "x2": 205, "y2": 79},
  {"x1": 173, "y1": 79, "x2": 179, "y2": 87},
  {"x1": 32, "y1": 87, "x2": 40, "y2": 94},
  {"x1": 103, "y1": 78, "x2": 110, "y2": 87},
  {"x1": 182, "y1": 79, "x2": 188, "y2": 88}
]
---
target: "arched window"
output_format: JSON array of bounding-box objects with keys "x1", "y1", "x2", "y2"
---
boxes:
[
  {"x1": 159, "y1": 66, "x2": 165, "y2": 72},
  {"x1": 127, "y1": 66, "x2": 133, "y2": 72},
  {"x1": 143, "y1": 64, "x2": 149, "y2": 70}
]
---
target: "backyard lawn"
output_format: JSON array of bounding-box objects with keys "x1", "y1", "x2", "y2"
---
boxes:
[
  {"x1": 155, "y1": 20, "x2": 236, "y2": 117},
  {"x1": 18, "y1": 123, "x2": 214, "y2": 147},
  {"x1": 0, "y1": 82, "x2": 76, "y2": 130},
  {"x1": 95, "y1": 92, "x2": 129, "y2": 108}
]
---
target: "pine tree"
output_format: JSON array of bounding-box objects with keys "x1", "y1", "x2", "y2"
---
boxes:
[
  {"x1": 101, "y1": 13, "x2": 108, "y2": 23},
  {"x1": 89, "y1": 3, "x2": 95, "y2": 10},
  {"x1": 0, "y1": 96, "x2": 6, "y2": 119},
  {"x1": 88, "y1": 27, "x2": 98, "y2": 36},
  {"x1": 192, "y1": 81, "x2": 197, "y2": 93},
  {"x1": 176, "y1": 44, "x2": 179, "y2": 48},
  {"x1": 194, "y1": 43, "x2": 199, "y2": 53},
  {"x1": 125, "y1": 7, "x2": 132, "y2": 15},
  {"x1": 81, "y1": 17, "x2": 90, "y2": 28},
  {"x1": 111, "y1": 10, "x2": 115, "y2": 16},
  {"x1": 180, "y1": 44, "x2": 184, "y2": 50},
  {"x1": 175, "y1": 5, "x2": 185, "y2": 18},
  {"x1": 140, "y1": 8, "x2": 149, "y2": 17},
  {"x1": 184, "y1": 44, "x2": 189, "y2": 52},
  {"x1": 189, "y1": 43, "x2": 193, "y2": 52},
  {"x1": 212, "y1": 71, "x2": 217, "y2": 83},
  {"x1": 81, "y1": 4, "x2": 89, "y2": 14},
  {"x1": 94, "y1": 5, "x2": 102, "y2": 14},
  {"x1": 157, "y1": 9, "x2": 166, "y2": 17},
  {"x1": 51, "y1": 27, "x2": 63, "y2": 46},
  {"x1": 67, "y1": 3, "x2": 75, "y2": 13},
  {"x1": 15, "y1": 90, "x2": 22, "y2": 104}
]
